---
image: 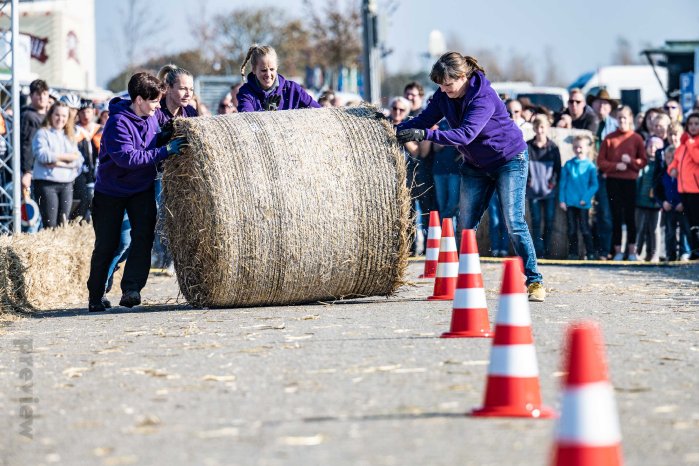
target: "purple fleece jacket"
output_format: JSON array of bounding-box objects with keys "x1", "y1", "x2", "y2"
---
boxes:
[
  {"x1": 237, "y1": 73, "x2": 320, "y2": 112},
  {"x1": 95, "y1": 98, "x2": 169, "y2": 197},
  {"x1": 155, "y1": 96, "x2": 198, "y2": 126},
  {"x1": 397, "y1": 71, "x2": 526, "y2": 170}
]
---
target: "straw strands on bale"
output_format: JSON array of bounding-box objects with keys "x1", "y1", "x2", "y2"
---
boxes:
[
  {"x1": 162, "y1": 105, "x2": 411, "y2": 308},
  {"x1": 0, "y1": 223, "x2": 93, "y2": 315}
]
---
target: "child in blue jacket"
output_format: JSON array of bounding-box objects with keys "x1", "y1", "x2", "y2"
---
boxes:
[{"x1": 559, "y1": 135, "x2": 599, "y2": 259}]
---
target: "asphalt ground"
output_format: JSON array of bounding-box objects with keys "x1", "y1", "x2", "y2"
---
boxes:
[{"x1": 0, "y1": 259, "x2": 697, "y2": 466}]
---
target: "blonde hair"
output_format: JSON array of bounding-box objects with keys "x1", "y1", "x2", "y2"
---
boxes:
[
  {"x1": 241, "y1": 44, "x2": 277, "y2": 82},
  {"x1": 669, "y1": 121, "x2": 684, "y2": 136},
  {"x1": 429, "y1": 52, "x2": 485, "y2": 84},
  {"x1": 157, "y1": 64, "x2": 192, "y2": 87},
  {"x1": 43, "y1": 101, "x2": 75, "y2": 141},
  {"x1": 532, "y1": 114, "x2": 550, "y2": 129},
  {"x1": 652, "y1": 112, "x2": 671, "y2": 127}
]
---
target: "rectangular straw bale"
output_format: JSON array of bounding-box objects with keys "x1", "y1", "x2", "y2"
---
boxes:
[
  {"x1": 162, "y1": 105, "x2": 410, "y2": 307},
  {"x1": 0, "y1": 223, "x2": 93, "y2": 315}
]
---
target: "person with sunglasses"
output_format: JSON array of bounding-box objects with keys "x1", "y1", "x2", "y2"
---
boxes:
[
  {"x1": 557, "y1": 88, "x2": 599, "y2": 133},
  {"x1": 664, "y1": 99, "x2": 682, "y2": 124},
  {"x1": 395, "y1": 51, "x2": 546, "y2": 302}
]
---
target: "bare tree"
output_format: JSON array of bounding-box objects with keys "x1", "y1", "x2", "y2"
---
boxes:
[
  {"x1": 119, "y1": 0, "x2": 162, "y2": 77},
  {"x1": 541, "y1": 46, "x2": 564, "y2": 86},
  {"x1": 611, "y1": 37, "x2": 639, "y2": 65},
  {"x1": 505, "y1": 51, "x2": 535, "y2": 83},
  {"x1": 303, "y1": 0, "x2": 362, "y2": 68}
]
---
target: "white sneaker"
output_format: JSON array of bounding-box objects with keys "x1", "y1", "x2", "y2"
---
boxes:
[
  {"x1": 680, "y1": 253, "x2": 690, "y2": 262},
  {"x1": 612, "y1": 253, "x2": 624, "y2": 261}
]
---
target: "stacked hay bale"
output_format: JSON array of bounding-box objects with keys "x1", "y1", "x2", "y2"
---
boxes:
[
  {"x1": 0, "y1": 223, "x2": 93, "y2": 314},
  {"x1": 162, "y1": 105, "x2": 410, "y2": 308}
]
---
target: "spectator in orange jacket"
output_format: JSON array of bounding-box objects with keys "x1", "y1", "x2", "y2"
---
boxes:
[{"x1": 668, "y1": 112, "x2": 699, "y2": 258}]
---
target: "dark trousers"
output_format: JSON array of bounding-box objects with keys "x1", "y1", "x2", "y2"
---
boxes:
[
  {"x1": 528, "y1": 196, "x2": 556, "y2": 258},
  {"x1": 635, "y1": 207, "x2": 659, "y2": 259},
  {"x1": 70, "y1": 172, "x2": 93, "y2": 222},
  {"x1": 592, "y1": 175, "x2": 613, "y2": 258},
  {"x1": 680, "y1": 193, "x2": 699, "y2": 256},
  {"x1": 606, "y1": 178, "x2": 637, "y2": 247},
  {"x1": 663, "y1": 209, "x2": 691, "y2": 260},
  {"x1": 86, "y1": 189, "x2": 157, "y2": 301},
  {"x1": 33, "y1": 179, "x2": 74, "y2": 228},
  {"x1": 566, "y1": 207, "x2": 593, "y2": 256}
]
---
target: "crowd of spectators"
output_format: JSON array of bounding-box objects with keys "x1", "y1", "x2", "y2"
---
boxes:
[{"x1": 9, "y1": 68, "x2": 699, "y2": 266}]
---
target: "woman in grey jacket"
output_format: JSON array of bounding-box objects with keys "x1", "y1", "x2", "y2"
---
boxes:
[{"x1": 32, "y1": 101, "x2": 83, "y2": 228}]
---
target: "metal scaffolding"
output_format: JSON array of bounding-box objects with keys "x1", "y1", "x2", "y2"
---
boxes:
[{"x1": 0, "y1": 0, "x2": 21, "y2": 234}]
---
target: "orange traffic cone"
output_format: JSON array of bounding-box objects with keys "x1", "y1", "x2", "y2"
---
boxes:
[
  {"x1": 419, "y1": 211, "x2": 441, "y2": 279},
  {"x1": 427, "y1": 218, "x2": 458, "y2": 300},
  {"x1": 472, "y1": 257, "x2": 555, "y2": 418},
  {"x1": 441, "y1": 229, "x2": 492, "y2": 338},
  {"x1": 551, "y1": 322, "x2": 622, "y2": 466}
]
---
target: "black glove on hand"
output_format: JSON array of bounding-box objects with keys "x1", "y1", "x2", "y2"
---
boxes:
[
  {"x1": 156, "y1": 120, "x2": 175, "y2": 146},
  {"x1": 166, "y1": 137, "x2": 187, "y2": 156},
  {"x1": 264, "y1": 94, "x2": 282, "y2": 111},
  {"x1": 396, "y1": 128, "x2": 426, "y2": 144}
]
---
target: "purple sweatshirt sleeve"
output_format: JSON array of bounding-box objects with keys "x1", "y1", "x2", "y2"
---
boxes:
[
  {"x1": 237, "y1": 87, "x2": 257, "y2": 112},
  {"x1": 105, "y1": 119, "x2": 169, "y2": 169},
  {"x1": 298, "y1": 87, "x2": 320, "y2": 109},
  {"x1": 425, "y1": 95, "x2": 495, "y2": 147},
  {"x1": 396, "y1": 97, "x2": 443, "y2": 132}
]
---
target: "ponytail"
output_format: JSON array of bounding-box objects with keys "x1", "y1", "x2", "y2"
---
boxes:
[
  {"x1": 157, "y1": 64, "x2": 192, "y2": 87},
  {"x1": 429, "y1": 52, "x2": 485, "y2": 85},
  {"x1": 241, "y1": 44, "x2": 277, "y2": 82}
]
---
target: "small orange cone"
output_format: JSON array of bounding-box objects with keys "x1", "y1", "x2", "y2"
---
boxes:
[
  {"x1": 551, "y1": 322, "x2": 623, "y2": 466},
  {"x1": 419, "y1": 211, "x2": 441, "y2": 278},
  {"x1": 441, "y1": 229, "x2": 492, "y2": 338},
  {"x1": 472, "y1": 257, "x2": 555, "y2": 418},
  {"x1": 427, "y1": 218, "x2": 458, "y2": 300}
]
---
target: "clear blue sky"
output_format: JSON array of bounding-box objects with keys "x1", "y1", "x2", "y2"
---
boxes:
[{"x1": 95, "y1": 0, "x2": 699, "y2": 88}]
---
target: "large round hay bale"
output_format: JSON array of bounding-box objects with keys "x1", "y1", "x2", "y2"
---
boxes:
[
  {"x1": 0, "y1": 223, "x2": 93, "y2": 314},
  {"x1": 162, "y1": 106, "x2": 410, "y2": 308}
]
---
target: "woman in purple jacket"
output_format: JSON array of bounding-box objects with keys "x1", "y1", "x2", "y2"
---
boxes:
[
  {"x1": 237, "y1": 44, "x2": 320, "y2": 112},
  {"x1": 397, "y1": 52, "x2": 545, "y2": 301},
  {"x1": 86, "y1": 72, "x2": 185, "y2": 312}
]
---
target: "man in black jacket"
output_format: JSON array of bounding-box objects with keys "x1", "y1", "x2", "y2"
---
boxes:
[{"x1": 20, "y1": 79, "x2": 49, "y2": 192}]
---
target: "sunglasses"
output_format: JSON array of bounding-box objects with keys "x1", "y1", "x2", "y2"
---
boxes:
[
  {"x1": 568, "y1": 99, "x2": 584, "y2": 104},
  {"x1": 665, "y1": 105, "x2": 678, "y2": 110},
  {"x1": 392, "y1": 107, "x2": 407, "y2": 112}
]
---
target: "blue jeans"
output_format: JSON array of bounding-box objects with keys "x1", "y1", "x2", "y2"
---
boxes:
[
  {"x1": 528, "y1": 196, "x2": 556, "y2": 257},
  {"x1": 458, "y1": 150, "x2": 543, "y2": 285},
  {"x1": 488, "y1": 192, "x2": 509, "y2": 254},
  {"x1": 433, "y1": 173, "x2": 460, "y2": 225},
  {"x1": 105, "y1": 213, "x2": 131, "y2": 293},
  {"x1": 152, "y1": 177, "x2": 172, "y2": 267}
]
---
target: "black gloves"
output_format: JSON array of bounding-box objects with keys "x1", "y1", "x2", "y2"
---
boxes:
[
  {"x1": 264, "y1": 94, "x2": 281, "y2": 111},
  {"x1": 396, "y1": 128, "x2": 426, "y2": 144},
  {"x1": 156, "y1": 120, "x2": 175, "y2": 146},
  {"x1": 166, "y1": 137, "x2": 187, "y2": 155}
]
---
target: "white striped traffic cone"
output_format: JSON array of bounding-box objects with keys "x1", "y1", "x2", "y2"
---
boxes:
[
  {"x1": 419, "y1": 211, "x2": 441, "y2": 278},
  {"x1": 472, "y1": 257, "x2": 555, "y2": 418},
  {"x1": 441, "y1": 229, "x2": 492, "y2": 338},
  {"x1": 551, "y1": 322, "x2": 623, "y2": 466},
  {"x1": 427, "y1": 218, "x2": 458, "y2": 300}
]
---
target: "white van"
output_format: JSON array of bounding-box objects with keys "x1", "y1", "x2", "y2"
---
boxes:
[{"x1": 568, "y1": 65, "x2": 668, "y2": 111}]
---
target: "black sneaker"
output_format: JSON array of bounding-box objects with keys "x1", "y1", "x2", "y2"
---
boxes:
[
  {"x1": 119, "y1": 290, "x2": 141, "y2": 308},
  {"x1": 101, "y1": 297, "x2": 112, "y2": 309},
  {"x1": 88, "y1": 299, "x2": 106, "y2": 313}
]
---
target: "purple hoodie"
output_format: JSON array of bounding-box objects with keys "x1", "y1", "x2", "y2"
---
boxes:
[
  {"x1": 237, "y1": 73, "x2": 320, "y2": 112},
  {"x1": 155, "y1": 96, "x2": 198, "y2": 126},
  {"x1": 397, "y1": 72, "x2": 526, "y2": 170},
  {"x1": 95, "y1": 98, "x2": 169, "y2": 197}
]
